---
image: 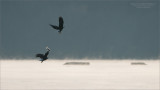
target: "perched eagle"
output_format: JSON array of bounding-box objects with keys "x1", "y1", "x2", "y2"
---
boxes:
[{"x1": 50, "y1": 16, "x2": 64, "y2": 33}]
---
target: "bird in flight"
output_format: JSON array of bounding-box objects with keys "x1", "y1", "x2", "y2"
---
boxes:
[
  {"x1": 50, "y1": 16, "x2": 64, "y2": 33},
  {"x1": 36, "y1": 47, "x2": 51, "y2": 63}
]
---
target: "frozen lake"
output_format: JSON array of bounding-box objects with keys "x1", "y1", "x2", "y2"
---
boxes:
[{"x1": 0, "y1": 59, "x2": 159, "y2": 90}]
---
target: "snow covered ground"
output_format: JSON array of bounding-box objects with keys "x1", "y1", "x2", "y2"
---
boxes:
[{"x1": 0, "y1": 59, "x2": 159, "y2": 90}]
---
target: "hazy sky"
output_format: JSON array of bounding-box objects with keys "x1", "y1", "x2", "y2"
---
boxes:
[{"x1": 0, "y1": 0, "x2": 159, "y2": 59}]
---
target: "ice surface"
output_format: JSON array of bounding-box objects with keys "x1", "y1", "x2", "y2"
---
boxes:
[{"x1": 0, "y1": 59, "x2": 159, "y2": 90}]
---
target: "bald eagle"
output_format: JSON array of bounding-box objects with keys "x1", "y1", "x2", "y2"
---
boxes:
[
  {"x1": 36, "y1": 47, "x2": 50, "y2": 63},
  {"x1": 50, "y1": 16, "x2": 64, "y2": 33}
]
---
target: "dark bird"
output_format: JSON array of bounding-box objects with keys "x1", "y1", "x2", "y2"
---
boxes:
[
  {"x1": 50, "y1": 16, "x2": 64, "y2": 33},
  {"x1": 36, "y1": 47, "x2": 51, "y2": 63}
]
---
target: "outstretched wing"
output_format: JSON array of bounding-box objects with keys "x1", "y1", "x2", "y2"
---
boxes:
[
  {"x1": 59, "y1": 17, "x2": 64, "y2": 28},
  {"x1": 36, "y1": 54, "x2": 44, "y2": 59},
  {"x1": 49, "y1": 24, "x2": 59, "y2": 30}
]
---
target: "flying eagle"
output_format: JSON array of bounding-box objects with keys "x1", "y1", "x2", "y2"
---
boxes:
[
  {"x1": 36, "y1": 47, "x2": 51, "y2": 63},
  {"x1": 50, "y1": 16, "x2": 64, "y2": 33}
]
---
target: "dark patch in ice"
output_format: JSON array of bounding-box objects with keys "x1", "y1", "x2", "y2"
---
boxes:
[
  {"x1": 64, "y1": 62, "x2": 90, "y2": 65},
  {"x1": 131, "y1": 62, "x2": 146, "y2": 65}
]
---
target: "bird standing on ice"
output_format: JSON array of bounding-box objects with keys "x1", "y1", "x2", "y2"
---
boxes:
[
  {"x1": 36, "y1": 47, "x2": 51, "y2": 63},
  {"x1": 50, "y1": 16, "x2": 64, "y2": 33}
]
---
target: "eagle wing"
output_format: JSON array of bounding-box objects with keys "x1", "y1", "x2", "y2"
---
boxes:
[
  {"x1": 50, "y1": 24, "x2": 59, "y2": 30},
  {"x1": 36, "y1": 54, "x2": 44, "y2": 59},
  {"x1": 59, "y1": 17, "x2": 64, "y2": 28}
]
